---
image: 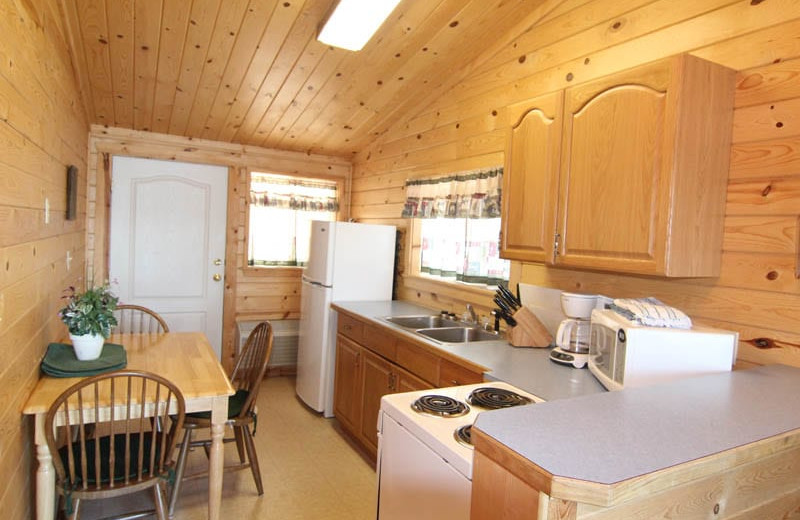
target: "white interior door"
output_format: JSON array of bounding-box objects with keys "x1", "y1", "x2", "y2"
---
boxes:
[{"x1": 109, "y1": 156, "x2": 228, "y2": 358}]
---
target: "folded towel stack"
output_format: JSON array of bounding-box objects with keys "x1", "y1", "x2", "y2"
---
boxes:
[
  {"x1": 609, "y1": 297, "x2": 692, "y2": 329},
  {"x1": 41, "y1": 342, "x2": 127, "y2": 377}
]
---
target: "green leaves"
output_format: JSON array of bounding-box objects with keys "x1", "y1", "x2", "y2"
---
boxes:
[{"x1": 59, "y1": 284, "x2": 119, "y2": 338}]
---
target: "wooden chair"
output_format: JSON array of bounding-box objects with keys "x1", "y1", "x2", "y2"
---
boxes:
[
  {"x1": 168, "y1": 321, "x2": 273, "y2": 515},
  {"x1": 113, "y1": 304, "x2": 170, "y2": 334},
  {"x1": 44, "y1": 370, "x2": 185, "y2": 520}
]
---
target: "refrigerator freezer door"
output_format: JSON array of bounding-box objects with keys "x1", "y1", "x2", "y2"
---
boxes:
[
  {"x1": 304, "y1": 221, "x2": 336, "y2": 286},
  {"x1": 296, "y1": 280, "x2": 335, "y2": 415},
  {"x1": 330, "y1": 221, "x2": 396, "y2": 300}
]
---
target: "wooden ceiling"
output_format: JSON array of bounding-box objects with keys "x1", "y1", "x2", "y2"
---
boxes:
[{"x1": 59, "y1": 0, "x2": 551, "y2": 157}]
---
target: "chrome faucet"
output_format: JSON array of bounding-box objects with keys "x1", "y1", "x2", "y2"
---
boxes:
[{"x1": 465, "y1": 304, "x2": 477, "y2": 324}]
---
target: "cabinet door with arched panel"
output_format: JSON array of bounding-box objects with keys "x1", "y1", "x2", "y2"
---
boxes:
[
  {"x1": 556, "y1": 54, "x2": 734, "y2": 277},
  {"x1": 501, "y1": 91, "x2": 564, "y2": 263}
]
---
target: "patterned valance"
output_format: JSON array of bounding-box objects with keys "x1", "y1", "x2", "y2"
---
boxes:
[
  {"x1": 250, "y1": 173, "x2": 339, "y2": 212},
  {"x1": 401, "y1": 167, "x2": 502, "y2": 219}
]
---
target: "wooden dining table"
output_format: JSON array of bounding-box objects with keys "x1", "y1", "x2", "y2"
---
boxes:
[{"x1": 22, "y1": 332, "x2": 235, "y2": 520}]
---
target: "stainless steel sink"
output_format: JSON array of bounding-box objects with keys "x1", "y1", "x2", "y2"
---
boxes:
[
  {"x1": 384, "y1": 315, "x2": 463, "y2": 329},
  {"x1": 416, "y1": 327, "x2": 499, "y2": 343}
]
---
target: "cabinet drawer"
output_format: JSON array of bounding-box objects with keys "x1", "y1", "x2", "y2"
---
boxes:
[
  {"x1": 396, "y1": 340, "x2": 439, "y2": 385},
  {"x1": 439, "y1": 359, "x2": 484, "y2": 387},
  {"x1": 337, "y1": 314, "x2": 364, "y2": 342},
  {"x1": 363, "y1": 323, "x2": 397, "y2": 360}
]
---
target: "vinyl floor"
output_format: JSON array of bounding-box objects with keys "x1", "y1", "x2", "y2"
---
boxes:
[{"x1": 79, "y1": 375, "x2": 377, "y2": 519}]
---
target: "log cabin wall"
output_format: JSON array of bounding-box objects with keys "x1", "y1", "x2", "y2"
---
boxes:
[
  {"x1": 87, "y1": 125, "x2": 351, "y2": 371},
  {"x1": 0, "y1": 1, "x2": 90, "y2": 518},
  {"x1": 350, "y1": 0, "x2": 800, "y2": 368}
]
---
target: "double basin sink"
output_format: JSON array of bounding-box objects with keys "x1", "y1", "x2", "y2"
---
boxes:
[{"x1": 382, "y1": 315, "x2": 500, "y2": 344}]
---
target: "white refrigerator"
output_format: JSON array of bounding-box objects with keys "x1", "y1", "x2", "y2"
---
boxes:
[{"x1": 296, "y1": 221, "x2": 396, "y2": 417}]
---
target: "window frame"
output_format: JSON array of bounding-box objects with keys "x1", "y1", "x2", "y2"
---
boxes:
[{"x1": 243, "y1": 169, "x2": 347, "y2": 273}]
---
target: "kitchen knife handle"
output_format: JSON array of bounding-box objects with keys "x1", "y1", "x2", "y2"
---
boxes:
[{"x1": 499, "y1": 284, "x2": 521, "y2": 308}]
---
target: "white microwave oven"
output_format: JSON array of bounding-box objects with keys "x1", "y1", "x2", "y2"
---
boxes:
[{"x1": 588, "y1": 309, "x2": 738, "y2": 391}]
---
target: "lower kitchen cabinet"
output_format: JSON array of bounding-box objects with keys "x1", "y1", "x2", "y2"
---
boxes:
[
  {"x1": 360, "y1": 349, "x2": 433, "y2": 455},
  {"x1": 334, "y1": 333, "x2": 434, "y2": 459},
  {"x1": 332, "y1": 309, "x2": 484, "y2": 461},
  {"x1": 332, "y1": 336, "x2": 362, "y2": 434},
  {"x1": 360, "y1": 350, "x2": 393, "y2": 455}
]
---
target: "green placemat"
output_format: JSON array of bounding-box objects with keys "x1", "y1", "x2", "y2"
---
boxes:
[{"x1": 41, "y1": 343, "x2": 127, "y2": 378}]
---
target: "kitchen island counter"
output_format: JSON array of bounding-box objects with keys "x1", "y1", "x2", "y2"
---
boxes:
[
  {"x1": 472, "y1": 364, "x2": 800, "y2": 518},
  {"x1": 331, "y1": 300, "x2": 605, "y2": 401}
]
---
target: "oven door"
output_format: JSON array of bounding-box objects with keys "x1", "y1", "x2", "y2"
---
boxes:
[{"x1": 377, "y1": 413, "x2": 471, "y2": 520}]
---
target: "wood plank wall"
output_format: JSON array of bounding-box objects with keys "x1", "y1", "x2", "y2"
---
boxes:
[
  {"x1": 87, "y1": 125, "x2": 351, "y2": 371},
  {"x1": 350, "y1": 0, "x2": 800, "y2": 368},
  {"x1": 0, "y1": 1, "x2": 90, "y2": 518}
]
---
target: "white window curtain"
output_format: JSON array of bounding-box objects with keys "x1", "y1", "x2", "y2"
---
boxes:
[
  {"x1": 248, "y1": 173, "x2": 338, "y2": 266},
  {"x1": 402, "y1": 167, "x2": 509, "y2": 286}
]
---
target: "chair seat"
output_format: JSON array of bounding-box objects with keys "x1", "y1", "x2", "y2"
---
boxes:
[
  {"x1": 184, "y1": 389, "x2": 250, "y2": 423},
  {"x1": 58, "y1": 433, "x2": 168, "y2": 485}
]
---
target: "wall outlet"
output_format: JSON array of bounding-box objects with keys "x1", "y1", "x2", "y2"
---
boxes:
[
  {"x1": 44, "y1": 197, "x2": 50, "y2": 224},
  {"x1": 66, "y1": 250, "x2": 72, "y2": 271}
]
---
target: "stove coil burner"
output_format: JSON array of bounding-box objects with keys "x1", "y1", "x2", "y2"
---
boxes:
[
  {"x1": 468, "y1": 387, "x2": 533, "y2": 410},
  {"x1": 411, "y1": 395, "x2": 470, "y2": 418},
  {"x1": 453, "y1": 424, "x2": 473, "y2": 448}
]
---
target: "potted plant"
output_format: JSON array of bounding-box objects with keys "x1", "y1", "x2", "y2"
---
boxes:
[{"x1": 58, "y1": 283, "x2": 119, "y2": 360}]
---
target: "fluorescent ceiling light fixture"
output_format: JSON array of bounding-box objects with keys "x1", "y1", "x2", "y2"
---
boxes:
[{"x1": 317, "y1": 0, "x2": 402, "y2": 51}]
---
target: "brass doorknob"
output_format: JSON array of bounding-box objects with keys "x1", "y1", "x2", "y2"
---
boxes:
[{"x1": 213, "y1": 274, "x2": 222, "y2": 281}]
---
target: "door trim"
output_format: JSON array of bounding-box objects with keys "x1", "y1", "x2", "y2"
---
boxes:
[{"x1": 221, "y1": 166, "x2": 239, "y2": 373}]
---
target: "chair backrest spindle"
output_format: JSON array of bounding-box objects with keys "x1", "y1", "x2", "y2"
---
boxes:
[
  {"x1": 230, "y1": 321, "x2": 273, "y2": 419},
  {"x1": 113, "y1": 305, "x2": 169, "y2": 334}
]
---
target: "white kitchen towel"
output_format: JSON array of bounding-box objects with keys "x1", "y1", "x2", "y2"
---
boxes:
[{"x1": 610, "y1": 297, "x2": 693, "y2": 329}]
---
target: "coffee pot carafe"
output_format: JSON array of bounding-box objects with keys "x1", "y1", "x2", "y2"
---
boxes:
[
  {"x1": 555, "y1": 318, "x2": 591, "y2": 353},
  {"x1": 550, "y1": 292, "x2": 598, "y2": 368}
]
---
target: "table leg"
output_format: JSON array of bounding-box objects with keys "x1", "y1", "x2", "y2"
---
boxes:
[
  {"x1": 34, "y1": 414, "x2": 55, "y2": 520},
  {"x1": 208, "y1": 396, "x2": 228, "y2": 520}
]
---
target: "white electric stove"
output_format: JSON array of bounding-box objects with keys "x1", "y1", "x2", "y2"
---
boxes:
[{"x1": 376, "y1": 381, "x2": 543, "y2": 520}]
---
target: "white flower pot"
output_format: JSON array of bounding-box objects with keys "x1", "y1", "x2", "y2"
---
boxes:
[{"x1": 70, "y1": 333, "x2": 105, "y2": 361}]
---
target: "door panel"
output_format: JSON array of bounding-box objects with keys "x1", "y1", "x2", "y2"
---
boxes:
[
  {"x1": 560, "y1": 85, "x2": 665, "y2": 261},
  {"x1": 557, "y1": 78, "x2": 668, "y2": 271},
  {"x1": 333, "y1": 336, "x2": 362, "y2": 433},
  {"x1": 361, "y1": 350, "x2": 392, "y2": 456},
  {"x1": 130, "y1": 177, "x2": 210, "y2": 296},
  {"x1": 501, "y1": 91, "x2": 563, "y2": 263},
  {"x1": 110, "y1": 156, "x2": 228, "y2": 357}
]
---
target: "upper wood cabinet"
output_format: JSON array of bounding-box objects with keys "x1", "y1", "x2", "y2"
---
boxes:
[
  {"x1": 502, "y1": 54, "x2": 735, "y2": 277},
  {"x1": 501, "y1": 91, "x2": 564, "y2": 263}
]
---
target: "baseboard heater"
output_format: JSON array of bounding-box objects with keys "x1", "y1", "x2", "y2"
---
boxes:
[{"x1": 237, "y1": 319, "x2": 299, "y2": 371}]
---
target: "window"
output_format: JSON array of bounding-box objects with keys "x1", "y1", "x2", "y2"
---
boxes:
[
  {"x1": 419, "y1": 217, "x2": 508, "y2": 285},
  {"x1": 403, "y1": 168, "x2": 509, "y2": 286},
  {"x1": 248, "y1": 172, "x2": 339, "y2": 267}
]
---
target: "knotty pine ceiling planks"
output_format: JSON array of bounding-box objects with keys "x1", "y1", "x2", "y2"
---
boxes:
[{"x1": 59, "y1": 0, "x2": 551, "y2": 157}]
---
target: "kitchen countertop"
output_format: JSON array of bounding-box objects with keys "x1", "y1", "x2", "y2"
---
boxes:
[
  {"x1": 474, "y1": 364, "x2": 800, "y2": 488},
  {"x1": 333, "y1": 300, "x2": 800, "y2": 510},
  {"x1": 331, "y1": 300, "x2": 606, "y2": 401}
]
